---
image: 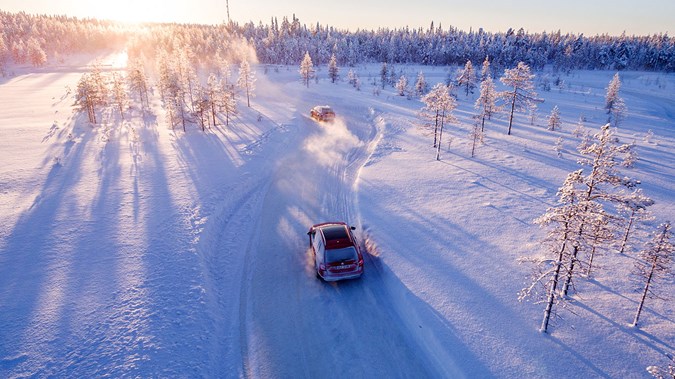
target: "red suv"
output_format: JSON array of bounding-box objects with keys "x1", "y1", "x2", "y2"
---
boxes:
[
  {"x1": 310, "y1": 105, "x2": 336, "y2": 122},
  {"x1": 307, "y1": 222, "x2": 364, "y2": 281}
]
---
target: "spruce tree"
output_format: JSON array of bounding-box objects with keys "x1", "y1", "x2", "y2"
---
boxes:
[
  {"x1": 415, "y1": 71, "x2": 428, "y2": 96},
  {"x1": 480, "y1": 56, "x2": 491, "y2": 81},
  {"x1": 395, "y1": 75, "x2": 408, "y2": 96},
  {"x1": 456, "y1": 60, "x2": 477, "y2": 97},
  {"x1": 328, "y1": 53, "x2": 339, "y2": 83},
  {"x1": 380, "y1": 62, "x2": 388, "y2": 89},
  {"x1": 299, "y1": 52, "x2": 314, "y2": 88}
]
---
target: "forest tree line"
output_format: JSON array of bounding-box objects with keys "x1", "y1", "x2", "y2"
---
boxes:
[{"x1": 1, "y1": 11, "x2": 674, "y2": 74}]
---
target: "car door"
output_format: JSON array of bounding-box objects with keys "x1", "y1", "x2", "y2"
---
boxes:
[{"x1": 313, "y1": 235, "x2": 325, "y2": 267}]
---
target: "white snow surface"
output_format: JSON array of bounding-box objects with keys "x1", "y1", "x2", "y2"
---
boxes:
[{"x1": 0, "y1": 56, "x2": 674, "y2": 378}]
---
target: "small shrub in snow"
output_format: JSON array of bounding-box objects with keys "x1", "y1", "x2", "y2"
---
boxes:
[
  {"x1": 553, "y1": 137, "x2": 564, "y2": 157},
  {"x1": 572, "y1": 118, "x2": 586, "y2": 138},
  {"x1": 646, "y1": 353, "x2": 675, "y2": 379},
  {"x1": 644, "y1": 129, "x2": 655, "y2": 144}
]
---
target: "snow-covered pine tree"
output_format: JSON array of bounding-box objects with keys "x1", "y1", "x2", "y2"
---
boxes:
[
  {"x1": 299, "y1": 52, "x2": 314, "y2": 88},
  {"x1": 111, "y1": 72, "x2": 128, "y2": 120},
  {"x1": 388, "y1": 66, "x2": 398, "y2": 87},
  {"x1": 415, "y1": 71, "x2": 428, "y2": 96},
  {"x1": 616, "y1": 189, "x2": 654, "y2": 255},
  {"x1": 0, "y1": 37, "x2": 7, "y2": 74},
  {"x1": 216, "y1": 50, "x2": 232, "y2": 84},
  {"x1": 175, "y1": 46, "x2": 198, "y2": 113},
  {"x1": 328, "y1": 53, "x2": 339, "y2": 83},
  {"x1": 238, "y1": 60, "x2": 256, "y2": 107},
  {"x1": 90, "y1": 63, "x2": 108, "y2": 108},
  {"x1": 26, "y1": 37, "x2": 46, "y2": 67},
  {"x1": 521, "y1": 170, "x2": 586, "y2": 333},
  {"x1": 206, "y1": 73, "x2": 222, "y2": 127},
  {"x1": 194, "y1": 84, "x2": 210, "y2": 131},
  {"x1": 75, "y1": 73, "x2": 98, "y2": 124},
  {"x1": 156, "y1": 50, "x2": 172, "y2": 102},
  {"x1": 396, "y1": 75, "x2": 408, "y2": 96},
  {"x1": 127, "y1": 58, "x2": 149, "y2": 111},
  {"x1": 605, "y1": 73, "x2": 626, "y2": 127},
  {"x1": 380, "y1": 62, "x2": 388, "y2": 89},
  {"x1": 221, "y1": 85, "x2": 236, "y2": 127},
  {"x1": 475, "y1": 75, "x2": 498, "y2": 132},
  {"x1": 632, "y1": 222, "x2": 674, "y2": 327},
  {"x1": 560, "y1": 123, "x2": 638, "y2": 296},
  {"x1": 548, "y1": 105, "x2": 562, "y2": 131},
  {"x1": 481, "y1": 56, "x2": 491, "y2": 81},
  {"x1": 499, "y1": 62, "x2": 540, "y2": 135},
  {"x1": 420, "y1": 83, "x2": 457, "y2": 161},
  {"x1": 456, "y1": 60, "x2": 477, "y2": 97}
]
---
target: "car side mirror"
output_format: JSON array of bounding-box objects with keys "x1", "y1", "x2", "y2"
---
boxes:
[{"x1": 350, "y1": 226, "x2": 356, "y2": 230}]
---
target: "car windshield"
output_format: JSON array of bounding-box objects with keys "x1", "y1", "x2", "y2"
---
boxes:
[{"x1": 326, "y1": 247, "x2": 357, "y2": 264}]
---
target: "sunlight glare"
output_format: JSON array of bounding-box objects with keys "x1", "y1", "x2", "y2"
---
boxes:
[{"x1": 86, "y1": 0, "x2": 176, "y2": 24}]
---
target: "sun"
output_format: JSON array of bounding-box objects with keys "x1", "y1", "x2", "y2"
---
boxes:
[{"x1": 85, "y1": 0, "x2": 178, "y2": 24}]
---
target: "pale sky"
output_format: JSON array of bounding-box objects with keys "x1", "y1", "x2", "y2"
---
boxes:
[{"x1": 1, "y1": 0, "x2": 673, "y2": 36}]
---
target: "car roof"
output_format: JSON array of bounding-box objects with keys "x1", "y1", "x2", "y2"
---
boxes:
[{"x1": 316, "y1": 223, "x2": 353, "y2": 249}]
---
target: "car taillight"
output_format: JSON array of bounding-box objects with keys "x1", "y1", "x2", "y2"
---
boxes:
[
  {"x1": 319, "y1": 264, "x2": 326, "y2": 273},
  {"x1": 358, "y1": 257, "x2": 364, "y2": 267}
]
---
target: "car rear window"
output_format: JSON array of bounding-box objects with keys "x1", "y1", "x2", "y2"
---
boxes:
[
  {"x1": 326, "y1": 247, "x2": 358, "y2": 264},
  {"x1": 322, "y1": 225, "x2": 349, "y2": 241}
]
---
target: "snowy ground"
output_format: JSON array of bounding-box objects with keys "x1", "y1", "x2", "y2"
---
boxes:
[{"x1": 0, "y1": 56, "x2": 673, "y2": 378}]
